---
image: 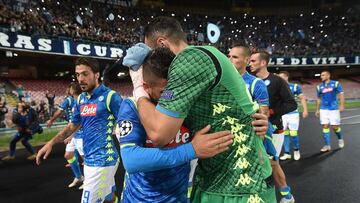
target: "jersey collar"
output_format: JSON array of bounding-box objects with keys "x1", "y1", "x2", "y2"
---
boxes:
[{"x1": 86, "y1": 84, "x2": 105, "y2": 99}]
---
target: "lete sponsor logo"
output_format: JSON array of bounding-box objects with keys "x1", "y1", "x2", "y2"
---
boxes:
[
  {"x1": 322, "y1": 87, "x2": 334, "y2": 93},
  {"x1": 80, "y1": 104, "x2": 97, "y2": 116},
  {"x1": 145, "y1": 126, "x2": 190, "y2": 148}
]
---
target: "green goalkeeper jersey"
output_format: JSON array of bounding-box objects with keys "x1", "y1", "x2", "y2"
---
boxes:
[{"x1": 156, "y1": 46, "x2": 272, "y2": 196}]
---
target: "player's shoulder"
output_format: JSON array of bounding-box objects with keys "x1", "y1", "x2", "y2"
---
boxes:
[{"x1": 119, "y1": 98, "x2": 138, "y2": 118}]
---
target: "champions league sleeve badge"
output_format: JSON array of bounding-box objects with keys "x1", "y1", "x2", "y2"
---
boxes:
[{"x1": 117, "y1": 120, "x2": 133, "y2": 138}]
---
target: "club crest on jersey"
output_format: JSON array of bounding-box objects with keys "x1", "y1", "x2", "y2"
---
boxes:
[
  {"x1": 98, "y1": 96, "x2": 104, "y2": 101},
  {"x1": 264, "y1": 80, "x2": 271, "y2": 86},
  {"x1": 118, "y1": 120, "x2": 133, "y2": 138},
  {"x1": 160, "y1": 90, "x2": 174, "y2": 100},
  {"x1": 80, "y1": 104, "x2": 97, "y2": 116}
]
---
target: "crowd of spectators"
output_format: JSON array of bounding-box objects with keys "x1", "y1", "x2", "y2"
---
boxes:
[{"x1": 0, "y1": 0, "x2": 359, "y2": 56}]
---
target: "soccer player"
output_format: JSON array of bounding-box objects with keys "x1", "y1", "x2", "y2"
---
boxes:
[
  {"x1": 118, "y1": 47, "x2": 234, "y2": 202},
  {"x1": 47, "y1": 82, "x2": 84, "y2": 188},
  {"x1": 125, "y1": 17, "x2": 275, "y2": 203},
  {"x1": 315, "y1": 70, "x2": 345, "y2": 152},
  {"x1": 230, "y1": 45, "x2": 296, "y2": 203},
  {"x1": 278, "y1": 71, "x2": 308, "y2": 161},
  {"x1": 37, "y1": 58, "x2": 122, "y2": 203}
]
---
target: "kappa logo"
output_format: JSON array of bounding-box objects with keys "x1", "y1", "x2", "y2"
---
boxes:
[
  {"x1": 80, "y1": 104, "x2": 97, "y2": 116},
  {"x1": 98, "y1": 96, "x2": 104, "y2": 102}
]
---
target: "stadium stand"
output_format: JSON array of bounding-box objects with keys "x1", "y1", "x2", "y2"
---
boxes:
[{"x1": 0, "y1": 0, "x2": 359, "y2": 56}]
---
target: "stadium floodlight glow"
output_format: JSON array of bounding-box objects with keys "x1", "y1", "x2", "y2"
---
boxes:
[
  {"x1": 207, "y1": 23, "x2": 221, "y2": 43},
  {"x1": 108, "y1": 13, "x2": 114, "y2": 21},
  {"x1": 341, "y1": 17, "x2": 345, "y2": 20},
  {"x1": 315, "y1": 73, "x2": 320, "y2": 77},
  {"x1": 283, "y1": 22, "x2": 286, "y2": 25},
  {"x1": 187, "y1": 14, "x2": 190, "y2": 17},
  {"x1": 56, "y1": 1, "x2": 60, "y2": 5},
  {"x1": 311, "y1": 12, "x2": 315, "y2": 15},
  {"x1": 325, "y1": 15, "x2": 328, "y2": 18},
  {"x1": 161, "y1": 8, "x2": 164, "y2": 11},
  {"x1": 171, "y1": 13, "x2": 175, "y2": 17},
  {"x1": 300, "y1": 14, "x2": 303, "y2": 17},
  {"x1": 310, "y1": 26, "x2": 313, "y2": 29}
]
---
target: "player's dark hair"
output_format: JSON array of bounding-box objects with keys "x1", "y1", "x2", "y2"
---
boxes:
[
  {"x1": 231, "y1": 43, "x2": 251, "y2": 57},
  {"x1": 142, "y1": 47, "x2": 175, "y2": 81},
  {"x1": 144, "y1": 16, "x2": 186, "y2": 45},
  {"x1": 69, "y1": 82, "x2": 82, "y2": 95},
  {"x1": 321, "y1": 70, "x2": 331, "y2": 75},
  {"x1": 252, "y1": 49, "x2": 270, "y2": 64},
  {"x1": 75, "y1": 57, "x2": 100, "y2": 73},
  {"x1": 279, "y1": 71, "x2": 290, "y2": 78}
]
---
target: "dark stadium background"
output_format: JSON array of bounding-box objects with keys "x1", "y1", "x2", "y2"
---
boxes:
[{"x1": 0, "y1": 0, "x2": 359, "y2": 202}]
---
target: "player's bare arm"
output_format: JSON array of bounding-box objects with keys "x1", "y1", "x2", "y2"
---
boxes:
[
  {"x1": 315, "y1": 98, "x2": 321, "y2": 117},
  {"x1": 137, "y1": 97, "x2": 185, "y2": 147},
  {"x1": 339, "y1": 92, "x2": 345, "y2": 112},
  {"x1": 299, "y1": 94, "x2": 308, "y2": 118},
  {"x1": 36, "y1": 123, "x2": 80, "y2": 165}
]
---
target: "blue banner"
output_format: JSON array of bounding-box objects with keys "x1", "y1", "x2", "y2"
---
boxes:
[
  {"x1": 0, "y1": 32, "x2": 125, "y2": 59},
  {"x1": 269, "y1": 56, "x2": 360, "y2": 66}
]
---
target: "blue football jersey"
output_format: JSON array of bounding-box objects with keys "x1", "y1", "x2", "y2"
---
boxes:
[
  {"x1": 286, "y1": 83, "x2": 303, "y2": 114},
  {"x1": 316, "y1": 80, "x2": 343, "y2": 110},
  {"x1": 118, "y1": 99, "x2": 190, "y2": 203},
  {"x1": 72, "y1": 84, "x2": 122, "y2": 167},
  {"x1": 242, "y1": 71, "x2": 269, "y2": 106},
  {"x1": 59, "y1": 96, "x2": 75, "y2": 122}
]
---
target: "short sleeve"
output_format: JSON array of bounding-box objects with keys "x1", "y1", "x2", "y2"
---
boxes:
[
  {"x1": 316, "y1": 85, "x2": 321, "y2": 98},
  {"x1": 116, "y1": 99, "x2": 146, "y2": 146},
  {"x1": 59, "y1": 98, "x2": 68, "y2": 110},
  {"x1": 157, "y1": 48, "x2": 217, "y2": 118},
  {"x1": 252, "y1": 79, "x2": 269, "y2": 106},
  {"x1": 70, "y1": 95, "x2": 81, "y2": 125},
  {"x1": 295, "y1": 84, "x2": 303, "y2": 95},
  {"x1": 108, "y1": 91, "x2": 123, "y2": 121},
  {"x1": 335, "y1": 82, "x2": 343, "y2": 94}
]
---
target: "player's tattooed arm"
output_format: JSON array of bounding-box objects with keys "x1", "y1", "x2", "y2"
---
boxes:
[
  {"x1": 51, "y1": 123, "x2": 80, "y2": 144},
  {"x1": 36, "y1": 123, "x2": 80, "y2": 165}
]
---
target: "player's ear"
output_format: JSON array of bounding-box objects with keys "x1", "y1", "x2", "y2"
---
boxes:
[
  {"x1": 95, "y1": 72, "x2": 100, "y2": 80},
  {"x1": 156, "y1": 36, "x2": 167, "y2": 48}
]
